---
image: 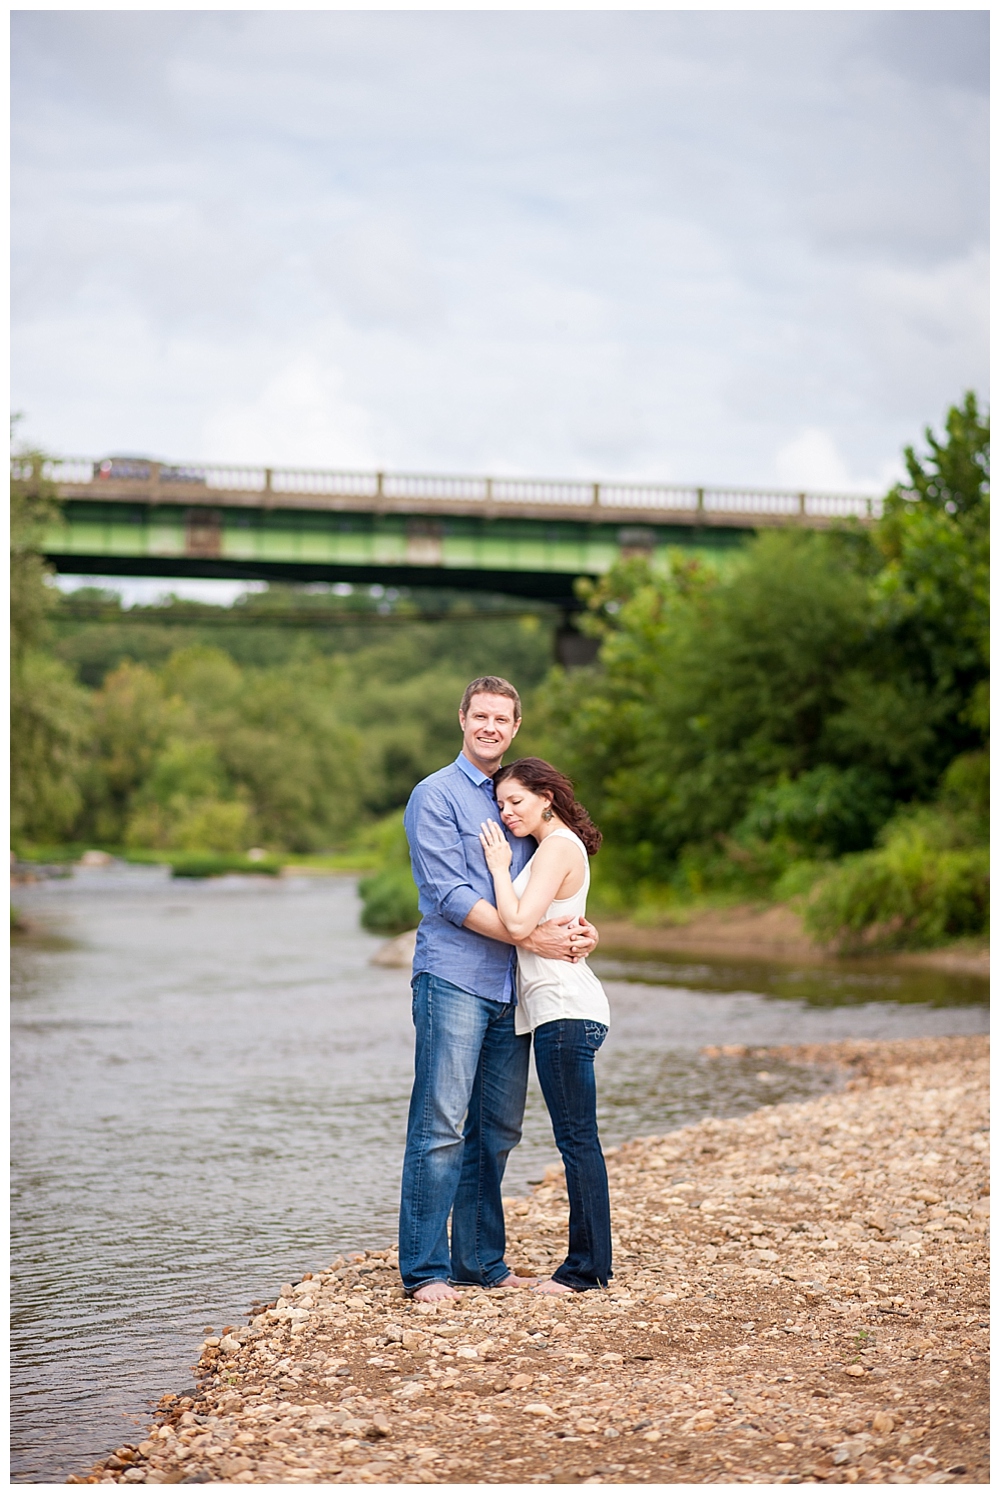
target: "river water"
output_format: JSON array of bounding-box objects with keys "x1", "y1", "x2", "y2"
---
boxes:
[{"x1": 11, "y1": 869, "x2": 988, "y2": 1482}]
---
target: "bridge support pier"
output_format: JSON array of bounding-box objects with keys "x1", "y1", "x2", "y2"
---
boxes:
[{"x1": 554, "y1": 615, "x2": 601, "y2": 669}]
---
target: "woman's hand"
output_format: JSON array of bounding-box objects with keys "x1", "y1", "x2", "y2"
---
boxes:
[{"x1": 479, "y1": 819, "x2": 512, "y2": 875}]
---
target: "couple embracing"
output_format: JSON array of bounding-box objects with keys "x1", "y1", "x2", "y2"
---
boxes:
[{"x1": 399, "y1": 675, "x2": 612, "y2": 1303}]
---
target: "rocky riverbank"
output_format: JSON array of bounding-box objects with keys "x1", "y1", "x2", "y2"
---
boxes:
[{"x1": 73, "y1": 1035, "x2": 988, "y2": 1486}]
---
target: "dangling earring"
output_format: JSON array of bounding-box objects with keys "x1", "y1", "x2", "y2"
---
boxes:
[{"x1": 542, "y1": 806, "x2": 554, "y2": 822}]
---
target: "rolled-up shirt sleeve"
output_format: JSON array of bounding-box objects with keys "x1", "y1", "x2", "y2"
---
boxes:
[{"x1": 405, "y1": 786, "x2": 481, "y2": 929}]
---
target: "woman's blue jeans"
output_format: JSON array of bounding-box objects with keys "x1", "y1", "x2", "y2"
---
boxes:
[
  {"x1": 532, "y1": 1018, "x2": 612, "y2": 1291},
  {"x1": 399, "y1": 973, "x2": 531, "y2": 1293}
]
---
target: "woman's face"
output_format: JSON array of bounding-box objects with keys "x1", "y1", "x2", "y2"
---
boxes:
[{"x1": 496, "y1": 779, "x2": 552, "y2": 838}]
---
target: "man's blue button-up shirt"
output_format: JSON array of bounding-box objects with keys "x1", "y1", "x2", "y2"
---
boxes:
[{"x1": 404, "y1": 752, "x2": 534, "y2": 1003}]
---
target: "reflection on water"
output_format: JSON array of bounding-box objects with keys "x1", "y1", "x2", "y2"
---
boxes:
[
  {"x1": 10, "y1": 870, "x2": 989, "y2": 1481},
  {"x1": 592, "y1": 949, "x2": 989, "y2": 1008}
]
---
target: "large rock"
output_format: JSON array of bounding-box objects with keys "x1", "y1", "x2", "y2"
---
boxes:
[{"x1": 370, "y1": 929, "x2": 417, "y2": 968}]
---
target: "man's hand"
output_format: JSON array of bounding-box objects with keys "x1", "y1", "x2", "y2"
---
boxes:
[
  {"x1": 520, "y1": 915, "x2": 599, "y2": 964},
  {"x1": 576, "y1": 915, "x2": 599, "y2": 956},
  {"x1": 464, "y1": 902, "x2": 600, "y2": 962}
]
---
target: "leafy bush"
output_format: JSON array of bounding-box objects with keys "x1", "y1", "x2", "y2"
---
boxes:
[
  {"x1": 805, "y1": 807, "x2": 988, "y2": 951},
  {"x1": 125, "y1": 736, "x2": 256, "y2": 851},
  {"x1": 357, "y1": 811, "x2": 420, "y2": 934},
  {"x1": 358, "y1": 866, "x2": 421, "y2": 934},
  {"x1": 128, "y1": 796, "x2": 255, "y2": 854},
  {"x1": 938, "y1": 750, "x2": 989, "y2": 829},
  {"x1": 736, "y1": 765, "x2": 894, "y2": 857},
  {"x1": 166, "y1": 852, "x2": 281, "y2": 879},
  {"x1": 120, "y1": 848, "x2": 282, "y2": 876}
]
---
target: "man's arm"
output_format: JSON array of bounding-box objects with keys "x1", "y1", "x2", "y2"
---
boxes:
[{"x1": 463, "y1": 900, "x2": 599, "y2": 962}]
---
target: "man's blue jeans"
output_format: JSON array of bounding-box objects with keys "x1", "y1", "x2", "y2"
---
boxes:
[
  {"x1": 399, "y1": 973, "x2": 531, "y2": 1293},
  {"x1": 532, "y1": 1018, "x2": 612, "y2": 1290}
]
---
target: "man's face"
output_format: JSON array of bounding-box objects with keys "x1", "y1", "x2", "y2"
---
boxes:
[{"x1": 459, "y1": 692, "x2": 520, "y2": 771}]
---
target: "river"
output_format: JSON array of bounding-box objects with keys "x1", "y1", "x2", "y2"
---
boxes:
[{"x1": 10, "y1": 868, "x2": 988, "y2": 1482}]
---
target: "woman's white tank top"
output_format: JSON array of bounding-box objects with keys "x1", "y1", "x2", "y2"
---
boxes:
[{"x1": 511, "y1": 827, "x2": 611, "y2": 1037}]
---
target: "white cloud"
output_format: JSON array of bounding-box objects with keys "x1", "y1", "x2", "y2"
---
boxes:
[
  {"x1": 775, "y1": 429, "x2": 852, "y2": 493},
  {"x1": 853, "y1": 248, "x2": 990, "y2": 415},
  {"x1": 201, "y1": 353, "x2": 377, "y2": 467},
  {"x1": 774, "y1": 427, "x2": 905, "y2": 498},
  {"x1": 11, "y1": 11, "x2": 988, "y2": 490}
]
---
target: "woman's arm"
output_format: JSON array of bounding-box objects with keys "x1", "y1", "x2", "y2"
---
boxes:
[{"x1": 478, "y1": 820, "x2": 580, "y2": 940}]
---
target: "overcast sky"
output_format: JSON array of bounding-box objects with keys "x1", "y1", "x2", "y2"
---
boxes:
[{"x1": 12, "y1": 9, "x2": 989, "y2": 496}]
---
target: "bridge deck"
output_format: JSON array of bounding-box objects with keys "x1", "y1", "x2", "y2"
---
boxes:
[{"x1": 26, "y1": 458, "x2": 879, "y2": 605}]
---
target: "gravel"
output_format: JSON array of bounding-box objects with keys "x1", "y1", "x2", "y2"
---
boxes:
[{"x1": 72, "y1": 1035, "x2": 988, "y2": 1485}]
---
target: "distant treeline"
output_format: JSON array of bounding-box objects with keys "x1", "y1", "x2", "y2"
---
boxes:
[
  {"x1": 10, "y1": 478, "x2": 557, "y2": 854},
  {"x1": 10, "y1": 395, "x2": 988, "y2": 951}
]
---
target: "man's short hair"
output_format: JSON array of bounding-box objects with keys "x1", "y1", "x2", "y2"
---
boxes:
[{"x1": 460, "y1": 675, "x2": 522, "y2": 721}]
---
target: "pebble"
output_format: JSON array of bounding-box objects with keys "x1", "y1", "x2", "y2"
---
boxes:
[{"x1": 74, "y1": 1035, "x2": 988, "y2": 1486}]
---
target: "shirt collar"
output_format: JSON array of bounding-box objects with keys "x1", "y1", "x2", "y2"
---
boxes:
[{"x1": 455, "y1": 751, "x2": 495, "y2": 789}]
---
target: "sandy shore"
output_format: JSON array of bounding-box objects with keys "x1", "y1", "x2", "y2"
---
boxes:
[{"x1": 74, "y1": 1035, "x2": 988, "y2": 1486}]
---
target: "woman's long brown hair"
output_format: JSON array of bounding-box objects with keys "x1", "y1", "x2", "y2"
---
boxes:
[{"x1": 494, "y1": 757, "x2": 603, "y2": 855}]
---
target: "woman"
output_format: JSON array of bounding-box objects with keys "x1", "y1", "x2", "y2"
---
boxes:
[{"x1": 478, "y1": 756, "x2": 612, "y2": 1294}]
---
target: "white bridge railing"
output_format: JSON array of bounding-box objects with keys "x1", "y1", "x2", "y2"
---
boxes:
[{"x1": 17, "y1": 457, "x2": 883, "y2": 521}]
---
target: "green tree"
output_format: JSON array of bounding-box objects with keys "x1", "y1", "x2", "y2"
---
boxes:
[
  {"x1": 125, "y1": 646, "x2": 371, "y2": 852},
  {"x1": 209, "y1": 657, "x2": 369, "y2": 851},
  {"x1": 537, "y1": 394, "x2": 988, "y2": 895},
  {"x1": 885, "y1": 390, "x2": 989, "y2": 523},
  {"x1": 10, "y1": 447, "x2": 91, "y2": 843},
  {"x1": 124, "y1": 735, "x2": 251, "y2": 852},
  {"x1": 874, "y1": 391, "x2": 989, "y2": 760},
  {"x1": 541, "y1": 533, "x2": 895, "y2": 875},
  {"x1": 11, "y1": 449, "x2": 61, "y2": 658},
  {"x1": 78, "y1": 662, "x2": 183, "y2": 842}
]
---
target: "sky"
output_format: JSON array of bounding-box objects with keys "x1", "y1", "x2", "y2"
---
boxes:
[{"x1": 12, "y1": 9, "x2": 989, "y2": 506}]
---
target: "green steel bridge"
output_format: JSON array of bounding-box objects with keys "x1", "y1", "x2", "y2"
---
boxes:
[{"x1": 30, "y1": 457, "x2": 880, "y2": 613}]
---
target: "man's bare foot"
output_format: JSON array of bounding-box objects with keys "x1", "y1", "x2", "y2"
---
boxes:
[
  {"x1": 412, "y1": 1280, "x2": 461, "y2": 1302},
  {"x1": 533, "y1": 1277, "x2": 574, "y2": 1295},
  {"x1": 495, "y1": 1272, "x2": 537, "y2": 1289}
]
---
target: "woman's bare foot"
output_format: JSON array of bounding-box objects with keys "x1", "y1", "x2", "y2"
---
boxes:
[
  {"x1": 412, "y1": 1280, "x2": 461, "y2": 1302},
  {"x1": 533, "y1": 1277, "x2": 574, "y2": 1295},
  {"x1": 496, "y1": 1272, "x2": 537, "y2": 1289}
]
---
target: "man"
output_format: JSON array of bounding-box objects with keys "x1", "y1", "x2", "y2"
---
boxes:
[{"x1": 399, "y1": 674, "x2": 599, "y2": 1302}]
